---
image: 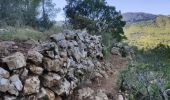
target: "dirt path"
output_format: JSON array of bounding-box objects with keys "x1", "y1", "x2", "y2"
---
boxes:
[{"x1": 90, "y1": 55, "x2": 129, "y2": 99}]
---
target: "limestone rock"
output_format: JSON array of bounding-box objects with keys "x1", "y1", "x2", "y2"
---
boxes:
[
  {"x1": 55, "y1": 96, "x2": 62, "y2": 100},
  {"x1": 43, "y1": 57, "x2": 62, "y2": 72},
  {"x1": 58, "y1": 40, "x2": 68, "y2": 49},
  {"x1": 94, "y1": 90, "x2": 108, "y2": 100},
  {"x1": 42, "y1": 72, "x2": 61, "y2": 88},
  {"x1": 8, "y1": 84, "x2": 19, "y2": 96},
  {"x1": 20, "y1": 68, "x2": 29, "y2": 81},
  {"x1": 45, "y1": 50, "x2": 55, "y2": 59},
  {"x1": 70, "y1": 47, "x2": 81, "y2": 63},
  {"x1": 78, "y1": 87, "x2": 94, "y2": 100},
  {"x1": 4, "y1": 95, "x2": 16, "y2": 100},
  {"x1": 0, "y1": 67, "x2": 10, "y2": 78},
  {"x1": 21, "y1": 95, "x2": 37, "y2": 100},
  {"x1": 50, "y1": 33, "x2": 65, "y2": 42},
  {"x1": 118, "y1": 95, "x2": 124, "y2": 100},
  {"x1": 38, "y1": 88, "x2": 55, "y2": 100},
  {"x1": 10, "y1": 74, "x2": 23, "y2": 91},
  {"x1": 111, "y1": 47, "x2": 121, "y2": 55},
  {"x1": 0, "y1": 77, "x2": 19, "y2": 96},
  {"x1": 27, "y1": 50, "x2": 43, "y2": 64},
  {"x1": 0, "y1": 78, "x2": 10, "y2": 92},
  {"x1": 29, "y1": 65, "x2": 43, "y2": 75},
  {"x1": 24, "y1": 76, "x2": 40, "y2": 94},
  {"x1": 3, "y1": 52, "x2": 26, "y2": 70},
  {"x1": 52, "y1": 79, "x2": 71, "y2": 95}
]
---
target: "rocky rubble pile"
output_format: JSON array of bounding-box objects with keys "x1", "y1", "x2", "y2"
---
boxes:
[{"x1": 0, "y1": 30, "x2": 107, "y2": 100}]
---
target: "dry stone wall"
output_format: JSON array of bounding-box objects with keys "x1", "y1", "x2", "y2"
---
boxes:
[{"x1": 0, "y1": 30, "x2": 106, "y2": 100}]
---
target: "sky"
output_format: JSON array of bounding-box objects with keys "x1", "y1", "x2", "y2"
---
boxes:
[{"x1": 53, "y1": 0, "x2": 170, "y2": 21}]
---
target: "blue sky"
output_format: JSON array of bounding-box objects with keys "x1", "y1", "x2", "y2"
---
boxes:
[{"x1": 53, "y1": 0, "x2": 170, "y2": 21}]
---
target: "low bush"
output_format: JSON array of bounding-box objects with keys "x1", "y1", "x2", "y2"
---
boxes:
[{"x1": 119, "y1": 44, "x2": 170, "y2": 100}]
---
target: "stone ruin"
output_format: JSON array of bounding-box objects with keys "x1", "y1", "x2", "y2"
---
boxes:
[{"x1": 0, "y1": 30, "x2": 110, "y2": 100}]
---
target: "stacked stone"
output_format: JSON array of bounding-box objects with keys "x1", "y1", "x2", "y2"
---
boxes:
[{"x1": 0, "y1": 30, "x2": 104, "y2": 100}]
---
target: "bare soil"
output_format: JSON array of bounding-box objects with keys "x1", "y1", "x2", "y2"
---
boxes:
[{"x1": 89, "y1": 55, "x2": 129, "y2": 99}]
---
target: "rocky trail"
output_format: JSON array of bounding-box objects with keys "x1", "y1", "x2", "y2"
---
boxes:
[{"x1": 0, "y1": 30, "x2": 129, "y2": 100}]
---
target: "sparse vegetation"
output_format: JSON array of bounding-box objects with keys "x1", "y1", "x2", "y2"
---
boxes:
[
  {"x1": 124, "y1": 16, "x2": 170, "y2": 48},
  {"x1": 0, "y1": 26, "x2": 64, "y2": 41},
  {"x1": 119, "y1": 44, "x2": 170, "y2": 100}
]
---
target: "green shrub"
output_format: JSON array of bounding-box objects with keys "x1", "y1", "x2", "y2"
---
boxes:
[
  {"x1": 119, "y1": 64, "x2": 169, "y2": 100},
  {"x1": 119, "y1": 44, "x2": 170, "y2": 100}
]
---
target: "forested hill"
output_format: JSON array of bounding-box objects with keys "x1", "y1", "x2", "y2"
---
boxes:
[{"x1": 124, "y1": 15, "x2": 170, "y2": 48}]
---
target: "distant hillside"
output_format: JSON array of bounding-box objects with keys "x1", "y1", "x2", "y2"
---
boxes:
[
  {"x1": 124, "y1": 15, "x2": 170, "y2": 48},
  {"x1": 123, "y1": 12, "x2": 157, "y2": 23}
]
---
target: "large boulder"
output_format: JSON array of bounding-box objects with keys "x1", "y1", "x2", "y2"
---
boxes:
[{"x1": 2, "y1": 52, "x2": 26, "y2": 70}]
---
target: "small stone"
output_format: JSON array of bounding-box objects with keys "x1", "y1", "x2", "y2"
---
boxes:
[
  {"x1": 94, "y1": 90, "x2": 108, "y2": 100},
  {"x1": 35, "y1": 42, "x2": 57, "y2": 52},
  {"x1": 118, "y1": 95, "x2": 124, "y2": 100},
  {"x1": 50, "y1": 33, "x2": 65, "y2": 42},
  {"x1": 58, "y1": 40, "x2": 68, "y2": 49},
  {"x1": 55, "y1": 95, "x2": 62, "y2": 100},
  {"x1": 52, "y1": 79, "x2": 71, "y2": 95},
  {"x1": 24, "y1": 76, "x2": 40, "y2": 94},
  {"x1": 38, "y1": 88, "x2": 55, "y2": 100},
  {"x1": 4, "y1": 95, "x2": 16, "y2": 100},
  {"x1": 20, "y1": 68, "x2": 29, "y2": 81},
  {"x1": 111, "y1": 47, "x2": 121, "y2": 56},
  {"x1": 42, "y1": 72, "x2": 61, "y2": 88},
  {"x1": 0, "y1": 78, "x2": 10, "y2": 92},
  {"x1": 0, "y1": 67, "x2": 10, "y2": 78},
  {"x1": 27, "y1": 50, "x2": 43, "y2": 64},
  {"x1": 10, "y1": 74, "x2": 23, "y2": 91},
  {"x1": 78, "y1": 87, "x2": 94, "y2": 100},
  {"x1": 29, "y1": 65, "x2": 43, "y2": 75},
  {"x1": 43, "y1": 58, "x2": 62, "y2": 72},
  {"x1": 3, "y1": 52, "x2": 26, "y2": 70},
  {"x1": 8, "y1": 84, "x2": 19, "y2": 96},
  {"x1": 45, "y1": 51, "x2": 55, "y2": 58},
  {"x1": 71, "y1": 47, "x2": 81, "y2": 63}
]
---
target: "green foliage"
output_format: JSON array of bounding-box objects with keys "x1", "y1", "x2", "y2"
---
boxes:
[
  {"x1": 124, "y1": 16, "x2": 170, "y2": 48},
  {"x1": 0, "y1": 27, "x2": 45, "y2": 41},
  {"x1": 120, "y1": 63, "x2": 170, "y2": 100},
  {"x1": 133, "y1": 44, "x2": 170, "y2": 64},
  {"x1": 0, "y1": 26, "x2": 65, "y2": 41},
  {"x1": 119, "y1": 44, "x2": 170, "y2": 100},
  {"x1": 0, "y1": 0, "x2": 58, "y2": 30},
  {"x1": 64, "y1": 0, "x2": 126, "y2": 41}
]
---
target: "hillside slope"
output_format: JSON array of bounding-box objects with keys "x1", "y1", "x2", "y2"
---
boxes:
[
  {"x1": 124, "y1": 15, "x2": 170, "y2": 48},
  {"x1": 122, "y1": 12, "x2": 157, "y2": 23}
]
